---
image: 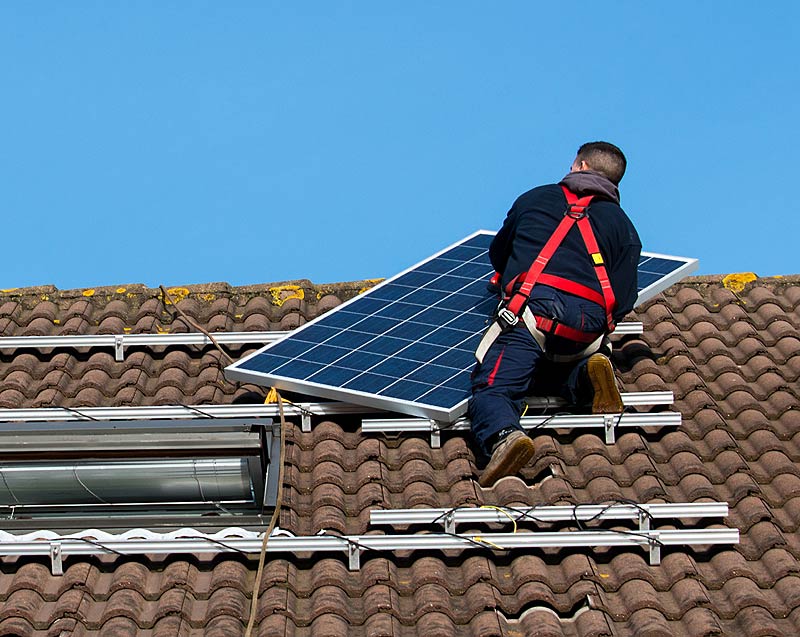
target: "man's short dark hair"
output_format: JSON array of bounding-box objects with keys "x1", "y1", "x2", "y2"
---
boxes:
[{"x1": 576, "y1": 141, "x2": 627, "y2": 185}]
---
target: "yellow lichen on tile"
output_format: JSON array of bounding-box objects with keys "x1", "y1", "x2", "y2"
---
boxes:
[
  {"x1": 53, "y1": 319, "x2": 60, "y2": 325},
  {"x1": 1, "y1": 288, "x2": 18, "y2": 293},
  {"x1": 164, "y1": 287, "x2": 190, "y2": 304},
  {"x1": 358, "y1": 279, "x2": 383, "y2": 295},
  {"x1": 82, "y1": 289, "x2": 95, "y2": 297},
  {"x1": 722, "y1": 273, "x2": 757, "y2": 293},
  {"x1": 198, "y1": 293, "x2": 216, "y2": 302},
  {"x1": 269, "y1": 285, "x2": 304, "y2": 306},
  {"x1": 116, "y1": 287, "x2": 127, "y2": 294}
]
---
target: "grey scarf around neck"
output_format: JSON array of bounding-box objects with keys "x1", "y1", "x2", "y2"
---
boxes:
[{"x1": 560, "y1": 170, "x2": 620, "y2": 204}]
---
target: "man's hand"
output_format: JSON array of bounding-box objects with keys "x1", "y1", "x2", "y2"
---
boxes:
[{"x1": 487, "y1": 272, "x2": 502, "y2": 295}]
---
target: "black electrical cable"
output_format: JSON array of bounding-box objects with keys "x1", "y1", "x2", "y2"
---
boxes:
[
  {"x1": 60, "y1": 406, "x2": 101, "y2": 421},
  {"x1": 63, "y1": 537, "x2": 126, "y2": 557},
  {"x1": 314, "y1": 529, "x2": 377, "y2": 554},
  {"x1": 571, "y1": 498, "x2": 654, "y2": 531},
  {"x1": 430, "y1": 500, "x2": 661, "y2": 548},
  {"x1": 525, "y1": 411, "x2": 571, "y2": 432},
  {"x1": 196, "y1": 535, "x2": 251, "y2": 556},
  {"x1": 179, "y1": 403, "x2": 215, "y2": 419},
  {"x1": 440, "y1": 531, "x2": 508, "y2": 551}
]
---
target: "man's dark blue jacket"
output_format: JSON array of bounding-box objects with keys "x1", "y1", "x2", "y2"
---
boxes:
[{"x1": 489, "y1": 170, "x2": 641, "y2": 326}]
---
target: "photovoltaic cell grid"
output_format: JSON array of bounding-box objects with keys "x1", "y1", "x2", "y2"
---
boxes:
[
  {"x1": 225, "y1": 232, "x2": 698, "y2": 421},
  {"x1": 636, "y1": 252, "x2": 698, "y2": 305},
  {"x1": 227, "y1": 232, "x2": 497, "y2": 420}
]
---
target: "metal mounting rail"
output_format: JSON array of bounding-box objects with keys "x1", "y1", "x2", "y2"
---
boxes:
[
  {"x1": 0, "y1": 402, "x2": 378, "y2": 433},
  {"x1": 0, "y1": 392, "x2": 672, "y2": 437},
  {"x1": 370, "y1": 502, "x2": 729, "y2": 534},
  {"x1": 0, "y1": 323, "x2": 644, "y2": 361},
  {"x1": 0, "y1": 523, "x2": 738, "y2": 574},
  {"x1": 363, "y1": 409, "x2": 681, "y2": 447},
  {"x1": 606, "y1": 322, "x2": 643, "y2": 335},
  {"x1": 522, "y1": 391, "x2": 672, "y2": 410},
  {"x1": 0, "y1": 331, "x2": 285, "y2": 361}
]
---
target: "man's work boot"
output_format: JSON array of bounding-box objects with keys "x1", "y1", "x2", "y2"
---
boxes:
[
  {"x1": 587, "y1": 353, "x2": 624, "y2": 414},
  {"x1": 479, "y1": 430, "x2": 535, "y2": 487}
]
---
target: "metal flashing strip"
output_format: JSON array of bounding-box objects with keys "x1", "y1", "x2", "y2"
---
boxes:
[
  {"x1": 0, "y1": 331, "x2": 283, "y2": 361},
  {"x1": 370, "y1": 502, "x2": 729, "y2": 534},
  {"x1": 363, "y1": 408, "x2": 682, "y2": 447},
  {"x1": 0, "y1": 525, "x2": 738, "y2": 575}
]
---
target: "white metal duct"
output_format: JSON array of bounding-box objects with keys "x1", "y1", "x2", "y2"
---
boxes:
[
  {"x1": 0, "y1": 457, "x2": 257, "y2": 506},
  {"x1": 0, "y1": 417, "x2": 280, "y2": 531}
]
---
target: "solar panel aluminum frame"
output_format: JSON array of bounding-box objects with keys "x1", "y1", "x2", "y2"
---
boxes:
[
  {"x1": 225, "y1": 230, "x2": 498, "y2": 422},
  {"x1": 637, "y1": 251, "x2": 699, "y2": 305}
]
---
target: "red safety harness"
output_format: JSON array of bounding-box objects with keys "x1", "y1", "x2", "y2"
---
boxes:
[{"x1": 475, "y1": 186, "x2": 617, "y2": 363}]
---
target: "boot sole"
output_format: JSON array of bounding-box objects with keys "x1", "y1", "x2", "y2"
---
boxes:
[
  {"x1": 588, "y1": 354, "x2": 624, "y2": 414},
  {"x1": 479, "y1": 435, "x2": 535, "y2": 487}
]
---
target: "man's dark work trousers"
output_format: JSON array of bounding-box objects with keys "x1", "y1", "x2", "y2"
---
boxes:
[{"x1": 468, "y1": 289, "x2": 606, "y2": 461}]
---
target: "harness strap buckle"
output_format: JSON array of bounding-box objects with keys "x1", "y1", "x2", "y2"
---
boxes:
[
  {"x1": 496, "y1": 305, "x2": 519, "y2": 330},
  {"x1": 566, "y1": 204, "x2": 587, "y2": 219}
]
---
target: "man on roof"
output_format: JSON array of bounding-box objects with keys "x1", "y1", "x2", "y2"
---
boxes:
[{"x1": 470, "y1": 141, "x2": 642, "y2": 487}]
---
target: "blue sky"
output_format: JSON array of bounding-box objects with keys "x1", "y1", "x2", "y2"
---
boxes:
[{"x1": 1, "y1": 3, "x2": 797, "y2": 291}]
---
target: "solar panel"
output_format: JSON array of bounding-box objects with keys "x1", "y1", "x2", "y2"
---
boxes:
[
  {"x1": 637, "y1": 252, "x2": 698, "y2": 304},
  {"x1": 225, "y1": 231, "x2": 697, "y2": 422}
]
